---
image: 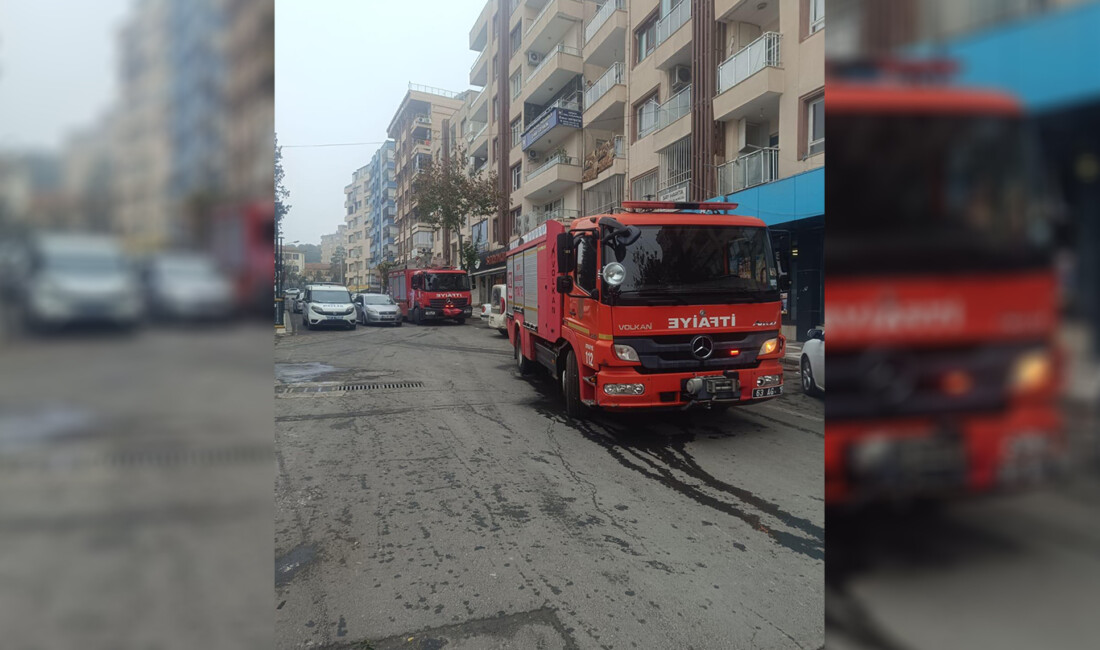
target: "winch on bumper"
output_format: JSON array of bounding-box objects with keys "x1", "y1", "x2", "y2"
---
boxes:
[{"x1": 593, "y1": 364, "x2": 784, "y2": 409}]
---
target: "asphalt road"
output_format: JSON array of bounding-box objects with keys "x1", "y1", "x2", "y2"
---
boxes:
[
  {"x1": 0, "y1": 321, "x2": 274, "y2": 648},
  {"x1": 275, "y1": 318, "x2": 825, "y2": 649}
]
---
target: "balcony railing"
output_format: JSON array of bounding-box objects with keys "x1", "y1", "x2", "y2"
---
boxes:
[
  {"x1": 515, "y1": 208, "x2": 581, "y2": 235},
  {"x1": 583, "y1": 62, "x2": 625, "y2": 109},
  {"x1": 526, "y1": 43, "x2": 582, "y2": 83},
  {"x1": 717, "y1": 32, "x2": 782, "y2": 95},
  {"x1": 525, "y1": 0, "x2": 556, "y2": 37},
  {"x1": 465, "y1": 121, "x2": 488, "y2": 144},
  {"x1": 584, "y1": 0, "x2": 623, "y2": 43},
  {"x1": 656, "y1": 0, "x2": 690, "y2": 46},
  {"x1": 526, "y1": 153, "x2": 577, "y2": 182},
  {"x1": 656, "y1": 85, "x2": 691, "y2": 131},
  {"x1": 717, "y1": 147, "x2": 779, "y2": 194},
  {"x1": 470, "y1": 48, "x2": 486, "y2": 75}
]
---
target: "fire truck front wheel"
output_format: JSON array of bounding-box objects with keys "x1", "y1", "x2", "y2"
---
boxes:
[
  {"x1": 514, "y1": 333, "x2": 534, "y2": 375},
  {"x1": 562, "y1": 349, "x2": 588, "y2": 420}
]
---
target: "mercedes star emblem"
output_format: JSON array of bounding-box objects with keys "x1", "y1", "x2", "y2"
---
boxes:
[{"x1": 690, "y1": 335, "x2": 714, "y2": 360}]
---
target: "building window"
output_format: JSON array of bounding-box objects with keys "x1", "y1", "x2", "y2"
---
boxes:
[
  {"x1": 631, "y1": 170, "x2": 658, "y2": 200},
  {"x1": 510, "y1": 69, "x2": 522, "y2": 100},
  {"x1": 510, "y1": 24, "x2": 521, "y2": 56},
  {"x1": 809, "y1": 0, "x2": 825, "y2": 34},
  {"x1": 635, "y1": 93, "x2": 659, "y2": 140},
  {"x1": 492, "y1": 54, "x2": 498, "y2": 79},
  {"x1": 805, "y1": 92, "x2": 824, "y2": 156},
  {"x1": 493, "y1": 137, "x2": 499, "y2": 159},
  {"x1": 510, "y1": 117, "x2": 522, "y2": 149},
  {"x1": 635, "y1": 17, "x2": 657, "y2": 63},
  {"x1": 492, "y1": 95, "x2": 499, "y2": 121},
  {"x1": 511, "y1": 163, "x2": 522, "y2": 192},
  {"x1": 509, "y1": 207, "x2": 521, "y2": 236}
]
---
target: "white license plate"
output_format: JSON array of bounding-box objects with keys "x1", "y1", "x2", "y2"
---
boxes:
[{"x1": 752, "y1": 386, "x2": 783, "y2": 398}]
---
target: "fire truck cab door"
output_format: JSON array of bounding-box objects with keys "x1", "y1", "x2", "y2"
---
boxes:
[{"x1": 566, "y1": 234, "x2": 600, "y2": 345}]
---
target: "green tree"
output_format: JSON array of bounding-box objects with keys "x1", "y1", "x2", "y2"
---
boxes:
[
  {"x1": 330, "y1": 245, "x2": 347, "y2": 284},
  {"x1": 375, "y1": 260, "x2": 398, "y2": 292},
  {"x1": 460, "y1": 240, "x2": 480, "y2": 275},
  {"x1": 274, "y1": 133, "x2": 291, "y2": 237},
  {"x1": 411, "y1": 146, "x2": 506, "y2": 272}
]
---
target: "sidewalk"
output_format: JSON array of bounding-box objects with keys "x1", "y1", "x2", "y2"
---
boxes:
[{"x1": 783, "y1": 339, "x2": 803, "y2": 371}]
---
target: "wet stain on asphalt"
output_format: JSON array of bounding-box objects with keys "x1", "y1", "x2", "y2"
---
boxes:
[
  {"x1": 276, "y1": 543, "x2": 318, "y2": 587},
  {"x1": 526, "y1": 376, "x2": 824, "y2": 561}
]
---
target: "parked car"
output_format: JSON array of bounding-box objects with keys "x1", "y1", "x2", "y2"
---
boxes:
[
  {"x1": 142, "y1": 252, "x2": 234, "y2": 321},
  {"x1": 487, "y1": 283, "x2": 507, "y2": 335},
  {"x1": 300, "y1": 284, "x2": 356, "y2": 330},
  {"x1": 353, "y1": 292, "x2": 401, "y2": 326},
  {"x1": 12, "y1": 233, "x2": 144, "y2": 331},
  {"x1": 800, "y1": 328, "x2": 824, "y2": 396}
]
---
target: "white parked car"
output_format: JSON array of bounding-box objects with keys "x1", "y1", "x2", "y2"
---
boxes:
[
  {"x1": 353, "y1": 293, "x2": 401, "y2": 326},
  {"x1": 800, "y1": 328, "x2": 825, "y2": 396},
  {"x1": 300, "y1": 284, "x2": 356, "y2": 330},
  {"x1": 486, "y1": 283, "x2": 507, "y2": 335}
]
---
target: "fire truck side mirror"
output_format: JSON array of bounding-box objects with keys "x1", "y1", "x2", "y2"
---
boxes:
[
  {"x1": 556, "y1": 233, "x2": 574, "y2": 274},
  {"x1": 556, "y1": 275, "x2": 574, "y2": 294}
]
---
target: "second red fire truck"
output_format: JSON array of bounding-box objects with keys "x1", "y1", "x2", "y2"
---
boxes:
[
  {"x1": 508, "y1": 201, "x2": 786, "y2": 417},
  {"x1": 388, "y1": 267, "x2": 473, "y2": 325}
]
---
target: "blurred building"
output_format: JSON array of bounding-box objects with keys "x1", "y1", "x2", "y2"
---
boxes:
[
  {"x1": 319, "y1": 224, "x2": 347, "y2": 268},
  {"x1": 302, "y1": 262, "x2": 333, "y2": 283},
  {"x1": 343, "y1": 163, "x2": 370, "y2": 291},
  {"x1": 281, "y1": 246, "x2": 304, "y2": 275},
  {"x1": 363, "y1": 141, "x2": 398, "y2": 288},
  {"x1": 0, "y1": 152, "x2": 65, "y2": 231},
  {"x1": 386, "y1": 84, "x2": 466, "y2": 267},
  {"x1": 62, "y1": 115, "x2": 118, "y2": 234},
  {"x1": 225, "y1": 0, "x2": 275, "y2": 203}
]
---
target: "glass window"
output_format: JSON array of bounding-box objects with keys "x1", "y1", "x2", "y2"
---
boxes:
[
  {"x1": 636, "y1": 97, "x2": 659, "y2": 139},
  {"x1": 636, "y1": 18, "x2": 657, "y2": 62},
  {"x1": 575, "y1": 235, "x2": 598, "y2": 294},
  {"x1": 510, "y1": 24, "x2": 521, "y2": 55},
  {"x1": 511, "y1": 164, "x2": 522, "y2": 192},
  {"x1": 809, "y1": 0, "x2": 825, "y2": 34},
  {"x1": 631, "y1": 171, "x2": 658, "y2": 200},
  {"x1": 807, "y1": 94, "x2": 824, "y2": 156}
]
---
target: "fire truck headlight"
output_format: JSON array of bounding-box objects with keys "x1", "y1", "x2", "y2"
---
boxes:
[
  {"x1": 758, "y1": 338, "x2": 780, "y2": 356},
  {"x1": 604, "y1": 383, "x2": 645, "y2": 396},
  {"x1": 613, "y1": 344, "x2": 640, "y2": 362},
  {"x1": 1010, "y1": 350, "x2": 1052, "y2": 392},
  {"x1": 602, "y1": 262, "x2": 626, "y2": 286}
]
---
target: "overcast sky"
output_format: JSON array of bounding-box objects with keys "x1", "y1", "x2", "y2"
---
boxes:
[
  {"x1": 276, "y1": 0, "x2": 487, "y2": 246},
  {"x1": 0, "y1": 0, "x2": 132, "y2": 150}
]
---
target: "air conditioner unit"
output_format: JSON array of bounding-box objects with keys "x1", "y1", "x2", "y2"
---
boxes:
[
  {"x1": 527, "y1": 51, "x2": 543, "y2": 66},
  {"x1": 671, "y1": 65, "x2": 691, "y2": 92},
  {"x1": 527, "y1": 150, "x2": 540, "y2": 161}
]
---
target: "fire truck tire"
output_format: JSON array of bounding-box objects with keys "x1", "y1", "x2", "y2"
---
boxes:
[
  {"x1": 413, "y1": 308, "x2": 422, "y2": 325},
  {"x1": 514, "y1": 333, "x2": 533, "y2": 375},
  {"x1": 563, "y1": 349, "x2": 588, "y2": 419}
]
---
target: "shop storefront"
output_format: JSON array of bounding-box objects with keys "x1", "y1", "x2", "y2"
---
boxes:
[{"x1": 469, "y1": 246, "x2": 508, "y2": 307}]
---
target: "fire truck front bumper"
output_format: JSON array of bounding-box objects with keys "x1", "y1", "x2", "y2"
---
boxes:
[{"x1": 593, "y1": 362, "x2": 785, "y2": 410}]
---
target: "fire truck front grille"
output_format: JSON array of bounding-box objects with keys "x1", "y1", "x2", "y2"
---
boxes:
[
  {"x1": 615, "y1": 332, "x2": 778, "y2": 373},
  {"x1": 826, "y1": 343, "x2": 1034, "y2": 420},
  {"x1": 429, "y1": 298, "x2": 469, "y2": 309}
]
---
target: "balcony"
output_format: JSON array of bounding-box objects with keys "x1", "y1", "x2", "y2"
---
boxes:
[
  {"x1": 582, "y1": 135, "x2": 625, "y2": 187},
  {"x1": 470, "y1": 86, "x2": 488, "y2": 122},
  {"x1": 470, "y1": 48, "x2": 488, "y2": 87},
  {"x1": 654, "y1": 1, "x2": 692, "y2": 70},
  {"x1": 583, "y1": 0, "x2": 627, "y2": 67},
  {"x1": 523, "y1": 43, "x2": 583, "y2": 106},
  {"x1": 653, "y1": 85, "x2": 691, "y2": 151},
  {"x1": 469, "y1": 0, "x2": 490, "y2": 51},
  {"x1": 465, "y1": 120, "x2": 488, "y2": 145},
  {"x1": 717, "y1": 147, "x2": 779, "y2": 195},
  {"x1": 523, "y1": 153, "x2": 582, "y2": 200},
  {"x1": 523, "y1": 0, "x2": 583, "y2": 55},
  {"x1": 514, "y1": 208, "x2": 580, "y2": 236},
  {"x1": 521, "y1": 99, "x2": 582, "y2": 151},
  {"x1": 718, "y1": 32, "x2": 781, "y2": 94},
  {"x1": 583, "y1": 62, "x2": 626, "y2": 126}
]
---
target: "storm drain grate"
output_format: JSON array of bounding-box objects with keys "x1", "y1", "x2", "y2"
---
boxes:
[{"x1": 278, "y1": 381, "x2": 424, "y2": 394}]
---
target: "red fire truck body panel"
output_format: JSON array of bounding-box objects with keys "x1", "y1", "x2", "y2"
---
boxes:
[
  {"x1": 826, "y1": 76, "x2": 1063, "y2": 504},
  {"x1": 388, "y1": 268, "x2": 473, "y2": 323},
  {"x1": 508, "y1": 212, "x2": 786, "y2": 412}
]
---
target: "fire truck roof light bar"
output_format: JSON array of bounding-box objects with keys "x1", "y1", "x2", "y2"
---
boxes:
[{"x1": 620, "y1": 201, "x2": 739, "y2": 213}]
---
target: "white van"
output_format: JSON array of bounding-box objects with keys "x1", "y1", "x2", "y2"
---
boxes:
[
  {"x1": 487, "y1": 283, "x2": 507, "y2": 335},
  {"x1": 300, "y1": 284, "x2": 356, "y2": 330}
]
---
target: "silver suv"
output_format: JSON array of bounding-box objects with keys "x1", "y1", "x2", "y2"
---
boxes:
[{"x1": 301, "y1": 284, "x2": 356, "y2": 330}]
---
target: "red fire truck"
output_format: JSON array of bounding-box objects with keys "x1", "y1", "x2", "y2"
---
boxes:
[
  {"x1": 827, "y1": 60, "x2": 1063, "y2": 504},
  {"x1": 209, "y1": 200, "x2": 274, "y2": 317},
  {"x1": 508, "y1": 202, "x2": 786, "y2": 417},
  {"x1": 388, "y1": 267, "x2": 473, "y2": 325}
]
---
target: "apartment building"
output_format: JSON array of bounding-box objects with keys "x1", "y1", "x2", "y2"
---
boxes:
[
  {"x1": 343, "y1": 163, "x2": 371, "y2": 290},
  {"x1": 281, "y1": 247, "x2": 304, "y2": 276},
  {"x1": 386, "y1": 84, "x2": 467, "y2": 268},
  {"x1": 319, "y1": 224, "x2": 346, "y2": 269}
]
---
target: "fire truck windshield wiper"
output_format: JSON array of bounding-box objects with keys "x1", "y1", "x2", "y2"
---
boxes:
[{"x1": 613, "y1": 289, "x2": 690, "y2": 304}]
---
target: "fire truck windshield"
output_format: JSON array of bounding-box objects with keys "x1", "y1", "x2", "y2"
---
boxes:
[
  {"x1": 604, "y1": 225, "x2": 778, "y2": 306},
  {"x1": 423, "y1": 273, "x2": 470, "y2": 291},
  {"x1": 829, "y1": 114, "x2": 1052, "y2": 275}
]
